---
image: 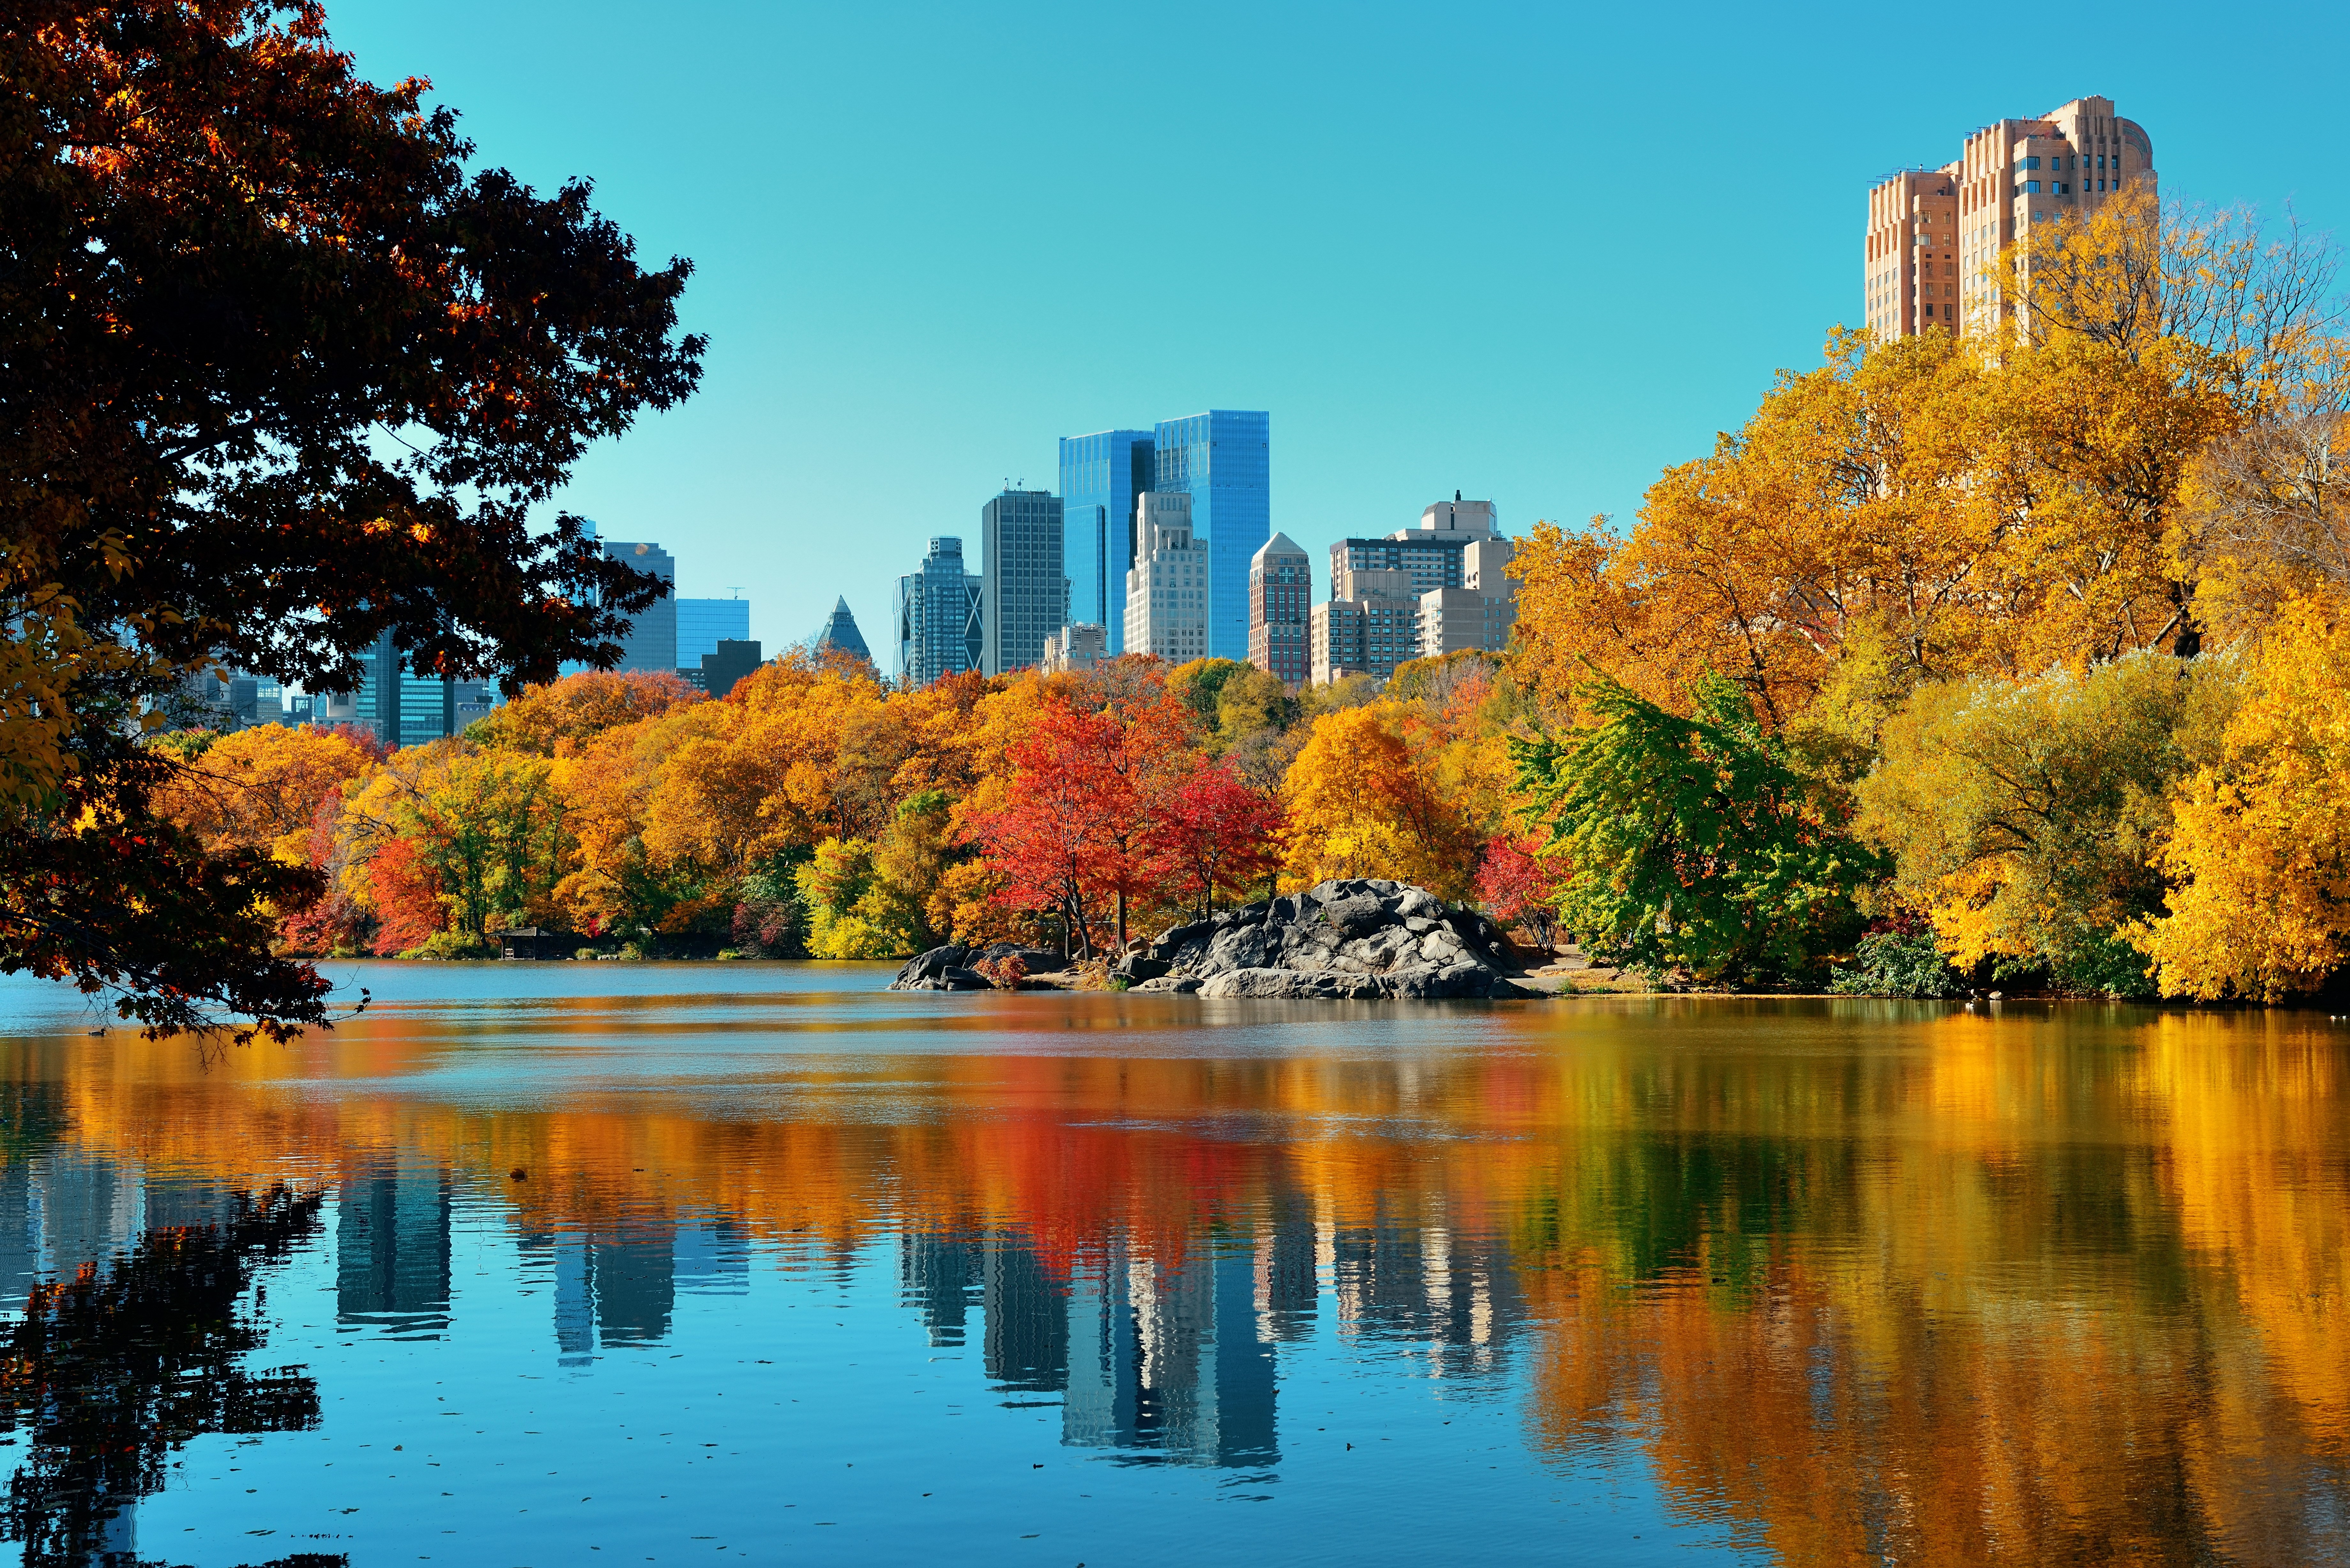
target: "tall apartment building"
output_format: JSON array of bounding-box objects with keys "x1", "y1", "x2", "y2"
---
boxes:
[
  {"x1": 1058, "y1": 430, "x2": 1154, "y2": 656},
  {"x1": 676, "y1": 597, "x2": 750, "y2": 672},
  {"x1": 1153, "y1": 411, "x2": 1269, "y2": 664},
  {"x1": 1248, "y1": 533, "x2": 1311, "y2": 687},
  {"x1": 981, "y1": 490, "x2": 1067, "y2": 677},
  {"x1": 1125, "y1": 492, "x2": 1210, "y2": 664},
  {"x1": 1864, "y1": 95, "x2": 2156, "y2": 339},
  {"x1": 895, "y1": 536, "x2": 983, "y2": 687},
  {"x1": 1411, "y1": 497, "x2": 1517, "y2": 660},
  {"x1": 599, "y1": 538, "x2": 678, "y2": 673},
  {"x1": 1309, "y1": 497, "x2": 1514, "y2": 684}
]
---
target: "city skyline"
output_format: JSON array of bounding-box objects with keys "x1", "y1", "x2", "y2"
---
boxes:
[{"x1": 317, "y1": 1, "x2": 2350, "y2": 665}]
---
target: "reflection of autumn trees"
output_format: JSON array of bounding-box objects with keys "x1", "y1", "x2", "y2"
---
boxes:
[{"x1": 35, "y1": 1001, "x2": 2350, "y2": 1563}]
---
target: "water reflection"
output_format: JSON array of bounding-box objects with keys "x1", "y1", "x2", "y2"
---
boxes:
[
  {"x1": 0, "y1": 985, "x2": 2343, "y2": 1564},
  {"x1": 0, "y1": 1186, "x2": 326, "y2": 1568}
]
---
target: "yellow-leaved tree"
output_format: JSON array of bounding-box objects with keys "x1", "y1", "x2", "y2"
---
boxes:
[
  {"x1": 2139, "y1": 599, "x2": 2350, "y2": 1000},
  {"x1": 1283, "y1": 701, "x2": 1481, "y2": 896}
]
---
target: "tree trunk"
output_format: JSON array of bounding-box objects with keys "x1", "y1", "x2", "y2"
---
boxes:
[{"x1": 1114, "y1": 889, "x2": 1127, "y2": 953}]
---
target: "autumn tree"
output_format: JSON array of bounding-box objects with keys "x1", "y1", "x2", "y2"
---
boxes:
[
  {"x1": 1283, "y1": 701, "x2": 1482, "y2": 897},
  {"x1": 466, "y1": 670, "x2": 700, "y2": 758},
  {"x1": 2138, "y1": 601, "x2": 2350, "y2": 1000},
  {"x1": 1858, "y1": 652, "x2": 2238, "y2": 996},
  {"x1": 153, "y1": 724, "x2": 377, "y2": 865},
  {"x1": 975, "y1": 683, "x2": 1194, "y2": 956},
  {"x1": 1152, "y1": 762, "x2": 1284, "y2": 920},
  {"x1": 1476, "y1": 833, "x2": 1567, "y2": 954},
  {"x1": 3, "y1": 0, "x2": 701, "y2": 1033}
]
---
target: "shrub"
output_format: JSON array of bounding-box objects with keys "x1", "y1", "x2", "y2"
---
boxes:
[{"x1": 1830, "y1": 927, "x2": 1967, "y2": 998}]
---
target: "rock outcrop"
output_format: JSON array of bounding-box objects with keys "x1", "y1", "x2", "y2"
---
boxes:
[
  {"x1": 889, "y1": 944, "x2": 989, "y2": 991},
  {"x1": 888, "y1": 942, "x2": 1067, "y2": 991},
  {"x1": 1130, "y1": 880, "x2": 1530, "y2": 1000}
]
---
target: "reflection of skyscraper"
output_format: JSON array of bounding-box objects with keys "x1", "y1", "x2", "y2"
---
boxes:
[
  {"x1": 0, "y1": 1161, "x2": 34, "y2": 1310},
  {"x1": 1330, "y1": 1212, "x2": 1521, "y2": 1380},
  {"x1": 593, "y1": 1222, "x2": 677, "y2": 1344},
  {"x1": 336, "y1": 1156, "x2": 451, "y2": 1338},
  {"x1": 32, "y1": 1150, "x2": 145, "y2": 1280},
  {"x1": 675, "y1": 1212, "x2": 751, "y2": 1297},
  {"x1": 900, "y1": 1231, "x2": 982, "y2": 1347},
  {"x1": 982, "y1": 1235, "x2": 1068, "y2": 1396},
  {"x1": 520, "y1": 1218, "x2": 684, "y2": 1363},
  {"x1": 1059, "y1": 1233, "x2": 1280, "y2": 1466}
]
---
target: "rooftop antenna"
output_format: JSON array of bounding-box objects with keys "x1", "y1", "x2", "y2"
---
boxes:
[{"x1": 725, "y1": 585, "x2": 745, "y2": 599}]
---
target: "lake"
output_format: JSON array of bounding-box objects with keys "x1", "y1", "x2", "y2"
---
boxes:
[{"x1": 0, "y1": 964, "x2": 2344, "y2": 1566}]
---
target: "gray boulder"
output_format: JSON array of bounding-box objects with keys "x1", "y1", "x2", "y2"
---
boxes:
[
  {"x1": 1142, "y1": 880, "x2": 1531, "y2": 1001},
  {"x1": 1111, "y1": 952, "x2": 1169, "y2": 983},
  {"x1": 889, "y1": 944, "x2": 969, "y2": 989},
  {"x1": 1197, "y1": 967, "x2": 1386, "y2": 1000},
  {"x1": 1131, "y1": 975, "x2": 1204, "y2": 995}
]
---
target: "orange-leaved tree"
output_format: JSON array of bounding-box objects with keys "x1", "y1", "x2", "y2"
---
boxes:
[{"x1": 1283, "y1": 700, "x2": 1482, "y2": 897}]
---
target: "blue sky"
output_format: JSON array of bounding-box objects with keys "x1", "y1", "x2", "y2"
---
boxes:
[{"x1": 331, "y1": 0, "x2": 2349, "y2": 661}]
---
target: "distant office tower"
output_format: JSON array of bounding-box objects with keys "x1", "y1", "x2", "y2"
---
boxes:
[
  {"x1": 1154, "y1": 411, "x2": 1269, "y2": 663},
  {"x1": 677, "y1": 597, "x2": 751, "y2": 671},
  {"x1": 1248, "y1": 533, "x2": 1311, "y2": 687},
  {"x1": 1125, "y1": 493, "x2": 1210, "y2": 663},
  {"x1": 1042, "y1": 623, "x2": 1107, "y2": 674},
  {"x1": 1309, "y1": 497, "x2": 1510, "y2": 684},
  {"x1": 1865, "y1": 95, "x2": 2154, "y2": 339},
  {"x1": 1411, "y1": 497, "x2": 1517, "y2": 661},
  {"x1": 981, "y1": 489, "x2": 1066, "y2": 677},
  {"x1": 896, "y1": 536, "x2": 984, "y2": 687},
  {"x1": 1059, "y1": 430, "x2": 1155, "y2": 654},
  {"x1": 599, "y1": 539, "x2": 678, "y2": 673},
  {"x1": 810, "y1": 596, "x2": 872, "y2": 665},
  {"x1": 1062, "y1": 1234, "x2": 1279, "y2": 1465},
  {"x1": 313, "y1": 629, "x2": 485, "y2": 747},
  {"x1": 695, "y1": 639, "x2": 762, "y2": 698}
]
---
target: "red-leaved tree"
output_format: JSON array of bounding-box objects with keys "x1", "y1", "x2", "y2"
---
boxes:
[
  {"x1": 1154, "y1": 761, "x2": 1284, "y2": 920},
  {"x1": 363, "y1": 837, "x2": 444, "y2": 957},
  {"x1": 1477, "y1": 832, "x2": 1568, "y2": 954},
  {"x1": 975, "y1": 682, "x2": 1194, "y2": 956}
]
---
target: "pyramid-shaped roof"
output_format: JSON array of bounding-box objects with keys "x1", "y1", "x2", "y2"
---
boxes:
[
  {"x1": 812, "y1": 596, "x2": 872, "y2": 662},
  {"x1": 1253, "y1": 531, "x2": 1306, "y2": 560}
]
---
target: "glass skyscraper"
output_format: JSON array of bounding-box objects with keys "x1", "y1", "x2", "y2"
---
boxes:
[
  {"x1": 1154, "y1": 411, "x2": 1269, "y2": 663},
  {"x1": 676, "y1": 598, "x2": 750, "y2": 670},
  {"x1": 1057, "y1": 430, "x2": 1154, "y2": 655},
  {"x1": 895, "y1": 537, "x2": 983, "y2": 687},
  {"x1": 599, "y1": 539, "x2": 677, "y2": 674}
]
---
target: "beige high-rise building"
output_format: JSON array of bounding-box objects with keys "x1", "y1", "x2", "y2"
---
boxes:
[
  {"x1": 1864, "y1": 96, "x2": 2156, "y2": 339},
  {"x1": 1124, "y1": 492, "x2": 1209, "y2": 663}
]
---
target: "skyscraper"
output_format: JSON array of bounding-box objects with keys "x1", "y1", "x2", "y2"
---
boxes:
[
  {"x1": 981, "y1": 489, "x2": 1066, "y2": 677},
  {"x1": 677, "y1": 597, "x2": 751, "y2": 671},
  {"x1": 1153, "y1": 411, "x2": 1269, "y2": 663},
  {"x1": 1059, "y1": 430, "x2": 1154, "y2": 654},
  {"x1": 1409, "y1": 497, "x2": 1517, "y2": 662},
  {"x1": 1248, "y1": 533, "x2": 1311, "y2": 687},
  {"x1": 895, "y1": 536, "x2": 984, "y2": 687},
  {"x1": 1864, "y1": 96, "x2": 2155, "y2": 340},
  {"x1": 1125, "y1": 493, "x2": 1209, "y2": 663},
  {"x1": 810, "y1": 597, "x2": 872, "y2": 664},
  {"x1": 599, "y1": 539, "x2": 678, "y2": 673},
  {"x1": 313, "y1": 629, "x2": 485, "y2": 747}
]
